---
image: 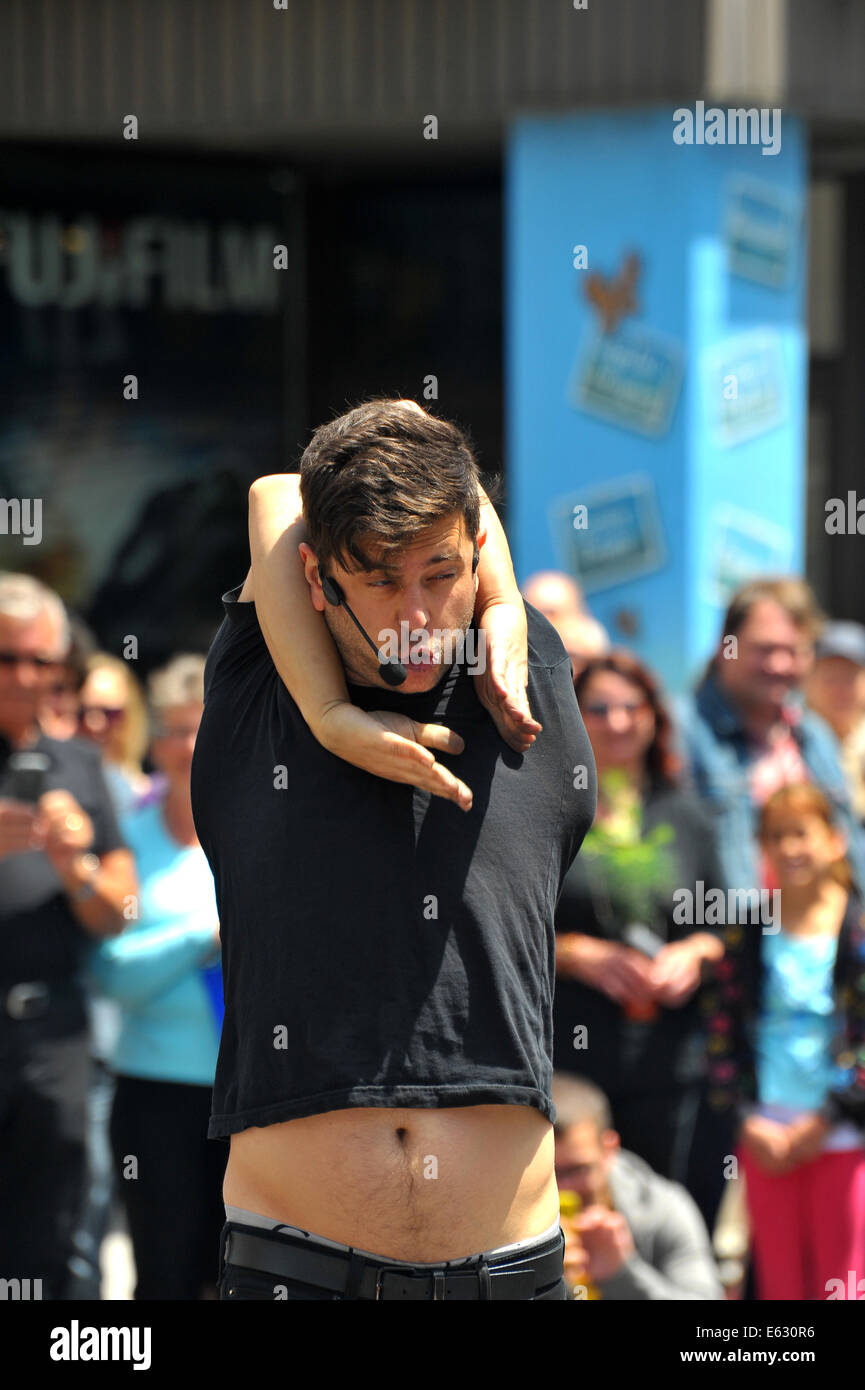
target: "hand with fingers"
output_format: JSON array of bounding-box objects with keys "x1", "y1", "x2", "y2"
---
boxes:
[
  {"x1": 471, "y1": 598, "x2": 542, "y2": 754},
  {"x1": 317, "y1": 703, "x2": 473, "y2": 811}
]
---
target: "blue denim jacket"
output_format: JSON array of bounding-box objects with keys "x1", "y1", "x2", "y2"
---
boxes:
[{"x1": 674, "y1": 671, "x2": 865, "y2": 896}]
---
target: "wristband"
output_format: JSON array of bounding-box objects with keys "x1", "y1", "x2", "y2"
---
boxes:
[{"x1": 68, "y1": 852, "x2": 101, "y2": 903}]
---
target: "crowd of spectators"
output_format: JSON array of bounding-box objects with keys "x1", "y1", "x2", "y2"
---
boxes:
[
  {"x1": 535, "y1": 569, "x2": 865, "y2": 1301},
  {"x1": 0, "y1": 571, "x2": 222, "y2": 1300}
]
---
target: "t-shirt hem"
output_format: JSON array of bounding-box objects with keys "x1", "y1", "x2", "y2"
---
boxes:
[
  {"x1": 113, "y1": 1063, "x2": 217, "y2": 1089},
  {"x1": 208, "y1": 1083, "x2": 553, "y2": 1139}
]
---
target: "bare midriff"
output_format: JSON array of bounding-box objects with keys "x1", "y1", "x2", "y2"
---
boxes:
[{"x1": 223, "y1": 1103, "x2": 559, "y2": 1262}]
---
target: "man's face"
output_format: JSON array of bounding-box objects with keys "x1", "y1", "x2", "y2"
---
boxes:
[
  {"x1": 150, "y1": 701, "x2": 204, "y2": 783},
  {"x1": 554, "y1": 1121, "x2": 618, "y2": 1208},
  {"x1": 0, "y1": 611, "x2": 63, "y2": 741},
  {"x1": 301, "y1": 514, "x2": 485, "y2": 692},
  {"x1": 717, "y1": 600, "x2": 813, "y2": 714}
]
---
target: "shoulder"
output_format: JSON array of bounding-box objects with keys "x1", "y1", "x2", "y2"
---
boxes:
[
  {"x1": 40, "y1": 732, "x2": 103, "y2": 778},
  {"x1": 120, "y1": 795, "x2": 162, "y2": 846},
  {"x1": 608, "y1": 1148, "x2": 658, "y2": 1212},
  {"x1": 522, "y1": 603, "x2": 588, "y2": 746},
  {"x1": 611, "y1": 1148, "x2": 702, "y2": 1225},
  {"x1": 524, "y1": 601, "x2": 573, "y2": 672},
  {"x1": 220, "y1": 582, "x2": 260, "y2": 626},
  {"x1": 198, "y1": 582, "x2": 273, "y2": 697},
  {"x1": 129, "y1": 771, "x2": 166, "y2": 811},
  {"x1": 672, "y1": 686, "x2": 716, "y2": 741},
  {"x1": 796, "y1": 706, "x2": 842, "y2": 755}
]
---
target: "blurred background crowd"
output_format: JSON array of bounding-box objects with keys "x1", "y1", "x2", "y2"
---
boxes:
[{"x1": 2, "y1": 0, "x2": 865, "y2": 1301}]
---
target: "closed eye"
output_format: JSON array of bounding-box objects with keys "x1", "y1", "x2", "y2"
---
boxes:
[{"x1": 367, "y1": 572, "x2": 457, "y2": 588}]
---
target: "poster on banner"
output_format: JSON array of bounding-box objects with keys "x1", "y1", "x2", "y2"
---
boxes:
[
  {"x1": 548, "y1": 473, "x2": 666, "y2": 595},
  {"x1": 724, "y1": 176, "x2": 802, "y2": 290},
  {"x1": 568, "y1": 321, "x2": 684, "y2": 438},
  {"x1": 703, "y1": 329, "x2": 788, "y2": 448}
]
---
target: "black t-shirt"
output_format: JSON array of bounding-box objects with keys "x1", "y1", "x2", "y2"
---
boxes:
[
  {"x1": 0, "y1": 731, "x2": 127, "y2": 985},
  {"x1": 191, "y1": 587, "x2": 596, "y2": 1140},
  {"x1": 553, "y1": 783, "x2": 725, "y2": 1092}
]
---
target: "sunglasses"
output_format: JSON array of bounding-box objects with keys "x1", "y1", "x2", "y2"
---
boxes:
[
  {"x1": 582, "y1": 701, "x2": 648, "y2": 717},
  {"x1": 0, "y1": 651, "x2": 57, "y2": 669},
  {"x1": 78, "y1": 705, "x2": 127, "y2": 726}
]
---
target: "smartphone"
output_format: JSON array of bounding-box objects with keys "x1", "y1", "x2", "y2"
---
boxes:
[{"x1": 7, "y1": 751, "x2": 51, "y2": 804}]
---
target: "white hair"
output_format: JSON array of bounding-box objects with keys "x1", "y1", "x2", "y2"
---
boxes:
[
  {"x1": 0, "y1": 571, "x2": 70, "y2": 659},
  {"x1": 147, "y1": 653, "x2": 207, "y2": 716}
]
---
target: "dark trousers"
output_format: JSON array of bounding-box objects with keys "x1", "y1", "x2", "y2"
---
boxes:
[
  {"x1": 611, "y1": 1081, "x2": 732, "y2": 1236},
  {"x1": 686, "y1": 1092, "x2": 737, "y2": 1238},
  {"x1": 0, "y1": 998, "x2": 89, "y2": 1300},
  {"x1": 218, "y1": 1223, "x2": 568, "y2": 1301},
  {"x1": 109, "y1": 1073, "x2": 227, "y2": 1300},
  {"x1": 66, "y1": 1057, "x2": 117, "y2": 1299}
]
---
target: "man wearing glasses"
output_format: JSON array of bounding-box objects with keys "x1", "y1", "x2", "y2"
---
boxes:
[
  {"x1": 0, "y1": 572, "x2": 137, "y2": 1299},
  {"x1": 675, "y1": 576, "x2": 865, "y2": 893}
]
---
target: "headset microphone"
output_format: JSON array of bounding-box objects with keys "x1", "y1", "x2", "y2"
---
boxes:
[
  {"x1": 320, "y1": 550, "x2": 480, "y2": 689},
  {"x1": 320, "y1": 574, "x2": 408, "y2": 686}
]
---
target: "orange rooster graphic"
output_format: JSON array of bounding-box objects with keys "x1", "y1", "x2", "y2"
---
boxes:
[{"x1": 584, "y1": 252, "x2": 641, "y2": 334}]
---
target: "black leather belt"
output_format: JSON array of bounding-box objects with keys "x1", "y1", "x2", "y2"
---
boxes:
[{"x1": 223, "y1": 1225, "x2": 564, "y2": 1301}]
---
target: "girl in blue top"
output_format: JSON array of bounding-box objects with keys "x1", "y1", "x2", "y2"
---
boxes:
[
  {"x1": 708, "y1": 783, "x2": 865, "y2": 1300},
  {"x1": 87, "y1": 654, "x2": 225, "y2": 1300}
]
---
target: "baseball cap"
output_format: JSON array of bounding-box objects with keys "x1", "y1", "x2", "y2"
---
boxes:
[{"x1": 814, "y1": 621, "x2": 865, "y2": 667}]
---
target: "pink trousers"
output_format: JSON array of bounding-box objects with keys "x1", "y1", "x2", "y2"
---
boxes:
[{"x1": 738, "y1": 1144, "x2": 865, "y2": 1300}]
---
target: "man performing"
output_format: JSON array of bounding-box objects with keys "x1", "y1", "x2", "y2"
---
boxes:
[{"x1": 191, "y1": 399, "x2": 596, "y2": 1300}]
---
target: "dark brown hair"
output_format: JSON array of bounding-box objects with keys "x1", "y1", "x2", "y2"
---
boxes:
[
  {"x1": 573, "y1": 648, "x2": 681, "y2": 788},
  {"x1": 758, "y1": 783, "x2": 853, "y2": 891},
  {"x1": 298, "y1": 398, "x2": 486, "y2": 577},
  {"x1": 551, "y1": 1073, "x2": 613, "y2": 1136}
]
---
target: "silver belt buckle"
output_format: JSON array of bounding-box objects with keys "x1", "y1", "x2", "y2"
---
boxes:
[{"x1": 6, "y1": 982, "x2": 49, "y2": 1019}]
